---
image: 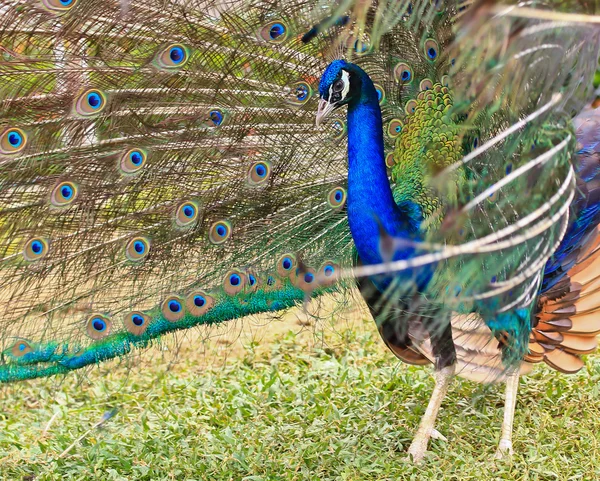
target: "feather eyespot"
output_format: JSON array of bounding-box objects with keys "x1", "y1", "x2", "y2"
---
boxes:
[
  {"x1": 50, "y1": 181, "x2": 78, "y2": 207},
  {"x1": 296, "y1": 84, "x2": 309, "y2": 102},
  {"x1": 157, "y1": 44, "x2": 189, "y2": 69},
  {"x1": 41, "y1": 0, "x2": 78, "y2": 12},
  {"x1": 343, "y1": 34, "x2": 369, "y2": 55},
  {"x1": 318, "y1": 261, "x2": 340, "y2": 286},
  {"x1": 125, "y1": 237, "x2": 150, "y2": 262},
  {"x1": 405, "y1": 99, "x2": 417, "y2": 115},
  {"x1": 424, "y1": 39, "x2": 439, "y2": 61},
  {"x1": 246, "y1": 272, "x2": 260, "y2": 292},
  {"x1": 374, "y1": 84, "x2": 386, "y2": 104},
  {"x1": 323, "y1": 264, "x2": 335, "y2": 277},
  {"x1": 169, "y1": 47, "x2": 185, "y2": 64},
  {"x1": 327, "y1": 187, "x2": 347, "y2": 209},
  {"x1": 120, "y1": 149, "x2": 147, "y2": 174},
  {"x1": 286, "y1": 82, "x2": 312, "y2": 105},
  {"x1": 441, "y1": 75, "x2": 450, "y2": 87},
  {"x1": 295, "y1": 267, "x2": 317, "y2": 292},
  {"x1": 419, "y1": 79, "x2": 433, "y2": 91},
  {"x1": 23, "y1": 237, "x2": 49, "y2": 262},
  {"x1": 186, "y1": 290, "x2": 215, "y2": 316},
  {"x1": 277, "y1": 254, "x2": 297, "y2": 277},
  {"x1": 175, "y1": 201, "x2": 199, "y2": 227},
  {"x1": 209, "y1": 220, "x2": 231, "y2": 245},
  {"x1": 0, "y1": 128, "x2": 27, "y2": 155},
  {"x1": 123, "y1": 311, "x2": 150, "y2": 336},
  {"x1": 10, "y1": 340, "x2": 33, "y2": 358},
  {"x1": 393, "y1": 63, "x2": 413, "y2": 84},
  {"x1": 162, "y1": 296, "x2": 185, "y2": 322},
  {"x1": 248, "y1": 161, "x2": 272, "y2": 185},
  {"x1": 223, "y1": 270, "x2": 246, "y2": 295},
  {"x1": 75, "y1": 89, "x2": 106, "y2": 117},
  {"x1": 260, "y1": 21, "x2": 288, "y2": 43},
  {"x1": 192, "y1": 294, "x2": 206, "y2": 307},
  {"x1": 354, "y1": 38, "x2": 369, "y2": 54},
  {"x1": 86, "y1": 314, "x2": 111, "y2": 340},
  {"x1": 386, "y1": 152, "x2": 395, "y2": 168},
  {"x1": 329, "y1": 118, "x2": 347, "y2": 140},
  {"x1": 264, "y1": 274, "x2": 282, "y2": 291},
  {"x1": 208, "y1": 109, "x2": 224, "y2": 127},
  {"x1": 387, "y1": 119, "x2": 403, "y2": 139},
  {"x1": 269, "y1": 23, "x2": 286, "y2": 40}
]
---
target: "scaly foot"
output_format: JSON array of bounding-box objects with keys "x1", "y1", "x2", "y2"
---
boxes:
[
  {"x1": 406, "y1": 428, "x2": 446, "y2": 463},
  {"x1": 494, "y1": 439, "x2": 514, "y2": 459},
  {"x1": 407, "y1": 432, "x2": 429, "y2": 464},
  {"x1": 406, "y1": 365, "x2": 455, "y2": 463}
]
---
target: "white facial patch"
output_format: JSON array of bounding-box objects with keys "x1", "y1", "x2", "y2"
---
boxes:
[
  {"x1": 340, "y1": 70, "x2": 350, "y2": 99},
  {"x1": 328, "y1": 69, "x2": 350, "y2": 104}
]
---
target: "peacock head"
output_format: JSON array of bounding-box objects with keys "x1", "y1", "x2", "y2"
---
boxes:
[{"x1": 316, "y1": 59, "x2": 362, "y2": 126}]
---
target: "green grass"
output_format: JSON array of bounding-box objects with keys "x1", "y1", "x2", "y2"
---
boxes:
[{"x1": 1, "y1": 315, "x2": 600, "y2": 481}]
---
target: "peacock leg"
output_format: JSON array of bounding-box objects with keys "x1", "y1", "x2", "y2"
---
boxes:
[
  {"x1": 494, "y1": 370, "x2": 519, "y2": 459},
  {"x1": 406, "y1": 364, "x2": 455, "y2": 463}
]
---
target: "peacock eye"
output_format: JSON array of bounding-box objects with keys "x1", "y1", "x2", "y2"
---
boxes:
[
  {"x1": 42, "y1": 0, "x2": 78, "y2": 12},
  {"x1": 1, "y1": 128, "x2": 27, "y2": 154},
  {"x1": 296, "y1": 85, "x2": 308, "y2": 101},
  {"x1": 393, "y1": 62, "x2": 413, "y2": 84},
  {"x1": 223, "y1": 269, "x2": 246, "y2": 295},
  {"x1": 51, "y1": 181, "x2": 78, "y2": 207},
  {"x1": 175, "y1": 201, "x2": 199, "y2": 227},
  {"x1": 373, "y1": 83, "x2": 385, "y2": 104},
  {"x1": 332, "y1": 79, "x2": 344, "y2": 93},
  {"x1": 123, "y1": 311, "x2": 150, "y2": 336},
  {"x1": 424, "y1": 39, "x2": 439, "y2": 61},
  {"x1": 185, "y1": 290, "x2": 214, "y2": 316},
  {"x1": 248, "y1": 161, "x2": 272, "y2": 185},
  {"x1": 209, "y1": 109, "x2": 224, "y2": 126},
  {"x1": 75, "y1": 89, "x2": 107, "y2": 117},
  {"x1": 156, "y1": 44, "x2": 189, "y2": 69},
  {"x1": 86, "y1": 314, "x2": 112, "y2": 340},
  {"x1": 169, "y1": 46, "x2": 185, "y2": 64},
  {"x1": 354, "y1": 39, "x2": 368, "y2": 53},
  {"x1": 259, "y1": 21, "x2": 289, "y2": 43},
  {"x1": 125, "y1": 237, "x2": 151, "y2": 262},
  {"x1": 120, "y1": 148, "x2": 147, "y2": 174}
]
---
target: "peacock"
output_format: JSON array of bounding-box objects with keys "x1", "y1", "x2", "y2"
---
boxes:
[{"x1": 1, "y1": 0, "x2": 600, "y2": 463}]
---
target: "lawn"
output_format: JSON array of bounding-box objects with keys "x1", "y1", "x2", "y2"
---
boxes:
[{"x1": 1, "y1": 302, "x2": 599, "y2": 481}]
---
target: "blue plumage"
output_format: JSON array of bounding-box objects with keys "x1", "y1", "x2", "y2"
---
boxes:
[{"x1": 319, "y1": 63, "x2": 425, "y2": 274}]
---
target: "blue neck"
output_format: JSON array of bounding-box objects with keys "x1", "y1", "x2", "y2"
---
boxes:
[{"x1": 346, "y1": 68, "x2": 422, "y2": 269}]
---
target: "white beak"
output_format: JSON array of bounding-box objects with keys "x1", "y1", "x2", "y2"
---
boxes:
[{"x1": 316, "y1": 98, "x2": 337, "y2": 127}]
